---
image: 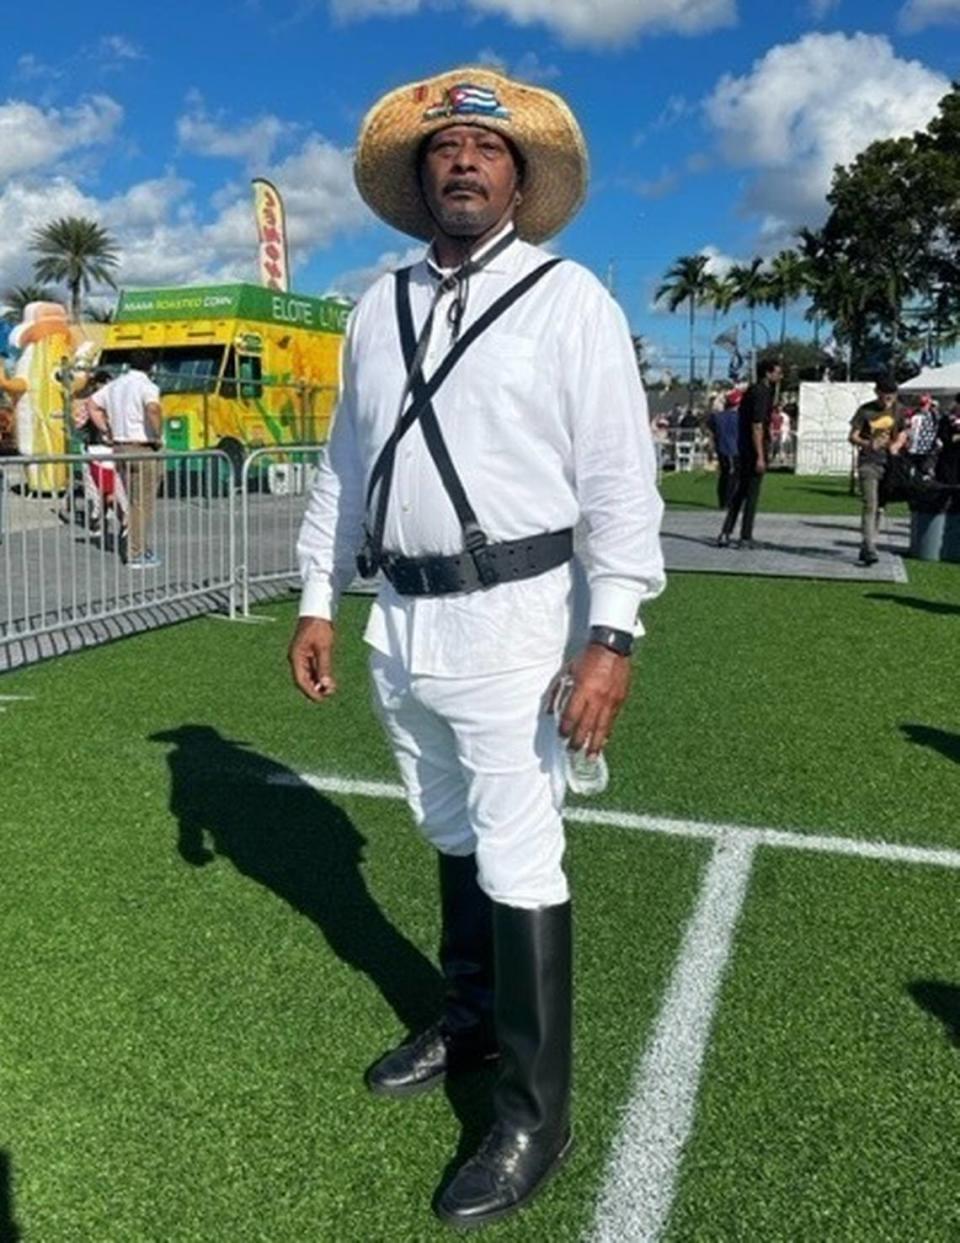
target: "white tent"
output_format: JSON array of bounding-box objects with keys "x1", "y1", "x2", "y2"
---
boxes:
[{"x1": 899, "y1": 363, "x2": 960, "y2": 392}]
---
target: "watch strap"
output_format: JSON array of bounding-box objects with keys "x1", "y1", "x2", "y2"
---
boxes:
[{"x1": 588, "y1": 624, "x2": 634, "y2": 657}]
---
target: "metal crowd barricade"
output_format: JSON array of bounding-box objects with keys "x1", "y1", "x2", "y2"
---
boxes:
[
  {"x1": 238, "y1": 445, "x2": 325, "y2": 615},
  {"x1": 794, "y1": 435, "x2": 858, "y2": 477},
  {"x1": 1, "y1": 449, "x2": 235, "y2": 665}
]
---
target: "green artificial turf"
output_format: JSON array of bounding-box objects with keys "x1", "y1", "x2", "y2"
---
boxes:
[
  {"x1": 0, "y1": 606, "x2": 707, "y2": 1242},
  {"x1": 659, "y1": 470, "x2": 909, "y2": 518},
  {"x1": 666, "y1": 849, "x2": 960, "y2": 1242},
  {"x1": 0, "y1": 558, "x2": 958, "y2": 1240}
]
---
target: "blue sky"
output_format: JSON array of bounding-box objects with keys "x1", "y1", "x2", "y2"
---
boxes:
[{"x1": 4, "y1": 0, "x2": 960, "y2": 374}]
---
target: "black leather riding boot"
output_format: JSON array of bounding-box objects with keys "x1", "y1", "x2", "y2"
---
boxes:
[
  {"x1": 366, "y1": 852, "x2": 498, "y2": 1097},
  {"x1": 436, "y1": 900, "x2": 573, "y2": 1228}
]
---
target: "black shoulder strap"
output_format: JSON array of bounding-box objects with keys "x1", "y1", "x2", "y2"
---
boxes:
[
  {"x1": 367, "y1": 255, "x2": 563, "y2": 515},
  {"x1": 396, "y1": 265, "x2": 417, "y2": 373},
  {"x1": 363, "y1": 257, "x2": 564, "y2": 568}
]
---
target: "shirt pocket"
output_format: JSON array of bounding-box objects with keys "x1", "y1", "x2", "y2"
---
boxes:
[
  {"x1": 466, "y1": 332, "x2": 537, "y2": 409},
  {"x1": 461, "y1": 332, "x2": 541, "y2": 449}
]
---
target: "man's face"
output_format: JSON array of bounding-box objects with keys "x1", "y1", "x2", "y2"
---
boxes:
[
  {"x1": 876, "y1": 387, "x2": 897, "y2": 408},
  {"x1": 420, "y1": 124, "x2": 521, "y2": 238}
]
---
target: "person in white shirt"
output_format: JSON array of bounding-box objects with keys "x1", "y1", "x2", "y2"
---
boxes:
[
  {"x1": 92, "y1": 348, "x2": 163, "y2": 567},
  {"x1": 289, "y1": 66, "x2": 665, "y2": 1228}
]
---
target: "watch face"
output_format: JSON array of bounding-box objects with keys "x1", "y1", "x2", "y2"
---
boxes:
[{"x1": 590, "y1": 626, "x2": 632, "y2": 656}]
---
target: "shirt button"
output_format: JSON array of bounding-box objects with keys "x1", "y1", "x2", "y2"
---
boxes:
[{"x1": 402, "y1": 503, "x2": 411, "y2": 513}]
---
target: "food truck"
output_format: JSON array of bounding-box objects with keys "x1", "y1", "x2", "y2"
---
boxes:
[{"x1": 98, "y1": 283, "x2": 349, "y2": 468}]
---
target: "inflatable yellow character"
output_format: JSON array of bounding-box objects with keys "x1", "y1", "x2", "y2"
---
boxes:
[{"x1": 0, "y1": 302, "x2": 75, "y2": 491}]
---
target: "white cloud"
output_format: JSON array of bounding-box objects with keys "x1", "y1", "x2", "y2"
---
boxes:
[
  {"x1": 704, "y1": 32, "x2": 948, "y2": 229},
  {"x1": 177, "y1": 93, "x2": 296, "y2": 165},
  {"x1": 98, "y1": 34, "x2": 145, "y2": 61},
  {"x1": 477, "y1": 48, "x2": 561, "y2": 82},
  {"x1": 700, "y1": 245, "x2": 741, "y2": 277},
  {"x1": 329, "y1": 0, "x2": 420, "y2": 15},
  {"x1": 470, "y1": 0, "x2": 736, "y2": 43},
  {"x1": 327, "y1": 244, "x2": 426, "y2": 299},
  {"x1": 633, "y1": 93, "x2": 694, "y2": 145},
  {"x1": 0, "y1": 91, "x2": 370, "y2": 297},
  {"x1": 0, "y1": 96, "x2": 122, "y2": 180},
  {"x1": 14, "y1": 53, "x2": 62, "y2": 83},
  {"x1": 899, "y1": 0, "x2": 960, "y2": 29},
  {"x1": 631, "y1": 168, "x2": 681, "y2": 199},
  {"x1": 331, "y1": 0, "x2": 737, "y2": 45}
]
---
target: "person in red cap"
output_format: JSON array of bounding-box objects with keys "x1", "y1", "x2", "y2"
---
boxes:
[{"x1": 707, "y1": 387, "x2": 743, "y2": 509}]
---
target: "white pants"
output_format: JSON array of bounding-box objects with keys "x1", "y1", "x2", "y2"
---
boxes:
[{"x1": 369, "y1": 650, "x2": 569, "y2": 910}]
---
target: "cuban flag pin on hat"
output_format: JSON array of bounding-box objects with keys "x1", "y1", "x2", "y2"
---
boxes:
[{"x1": 424, "y1": 82, "x2": 511, "y2": 121}]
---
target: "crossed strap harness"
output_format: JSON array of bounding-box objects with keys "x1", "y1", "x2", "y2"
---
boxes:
[{"x1": 356, "y1": 235, "x2": 573, "y2": 597}]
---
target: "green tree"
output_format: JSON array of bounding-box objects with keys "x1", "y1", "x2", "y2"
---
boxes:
[
  {"x1": 30, "y1": 217, "x2": 120, "y2": 321},
  {"x1": 655, "y1": 253, "x2": 710, "y2": 395},
  {"x1": 82, "y1": 301, "x2": 116, "y2": 324},
  {"x1": 701, "y1": 271, "x2": 737, "y2": 385},
  {"x1": 767, "y1": 250, "x2": 808, "y2": 349},
  {"x1": 728, "y1": 257, "x2": 771, "y2": 377},
  {"x1": 1, "y1": 283, "x2": 57, "y2": 323}
]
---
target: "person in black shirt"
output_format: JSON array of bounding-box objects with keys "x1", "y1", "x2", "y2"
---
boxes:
[{"x1": 716, "y1": 358, "x2": 783, "y2": 548}]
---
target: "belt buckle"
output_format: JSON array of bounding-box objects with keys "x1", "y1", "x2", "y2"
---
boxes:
[
  {"x1": 356, "y1": 537, "x2": 378, "y2": 580},
  {"x1": 463, "y1": 524, "x2": 498, "y2": 589}
]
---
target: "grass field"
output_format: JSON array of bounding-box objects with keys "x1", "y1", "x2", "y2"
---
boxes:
[
  {"x1": 1, "y1": 556, "x2": 959, "y2": 1241},
  {"x1": 659, "y1": 469, "x2": 911, "y2": 518}
]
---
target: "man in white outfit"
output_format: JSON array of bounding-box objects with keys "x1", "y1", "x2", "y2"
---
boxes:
[{"x1": 289, "y1": 66, "x2": 664, "y2": 1228}]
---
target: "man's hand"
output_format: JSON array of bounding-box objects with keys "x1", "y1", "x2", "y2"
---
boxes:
[
  {"x1": 288, "y1": 616, "x2": 337, "y2": 702},
  {"x1": 754, "y1": 456, "x2": 767, "y2": 475},
  {"x1": 558, "y1": 644, "x2": 631, "y2": 758}
]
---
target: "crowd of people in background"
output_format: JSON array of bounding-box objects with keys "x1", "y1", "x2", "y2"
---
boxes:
[{"x1": 650, "y1": 372, "x2": 960, "y2": 565}]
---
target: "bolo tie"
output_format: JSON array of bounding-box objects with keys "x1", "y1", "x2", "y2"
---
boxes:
[{"x1": 425, "y1": 226, "x2": 518, "y2": 352}]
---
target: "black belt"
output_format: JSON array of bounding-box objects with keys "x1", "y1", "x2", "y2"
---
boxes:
[{"x1": 381, "y1": 528, "x2": 573, "y2": 597}]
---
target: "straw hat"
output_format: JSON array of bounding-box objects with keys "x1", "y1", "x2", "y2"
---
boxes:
[{"x1": 354, "y1": 66, "x2": 588, "y2": 244}]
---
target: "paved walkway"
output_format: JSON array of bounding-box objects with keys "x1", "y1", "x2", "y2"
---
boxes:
[
  {"x1": 661, "y1": 509, "x2": 909, "y2": 583},
  {"x1": 1, "y1": 499, "x2": 911, "y2": 672}
]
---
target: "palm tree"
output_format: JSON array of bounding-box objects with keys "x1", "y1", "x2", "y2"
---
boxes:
[
  {"x1": 701, "y1": 272, "x2": 738, "y2": 385},
  {"x1": 30, "y1": 217, "x2": 120, "y2": 321},
  {"x1": 82, "y1": 301, "x2": 117, "y2": 324},
  {"x1": 809, "y1": 259, "x2": 876, "y2": 380},
  {"x1": 655, "y1": 253, "x2": 711, "y2": 397},
  {"x1": 767, "y1": 250, "x2": 808, "y2": 348},
  {"x1": 2, "y1": 283, "x2": 57, "y2": 323},
  {"x1": 728, "y1": 258, "x2": 771, "y2": 379}
]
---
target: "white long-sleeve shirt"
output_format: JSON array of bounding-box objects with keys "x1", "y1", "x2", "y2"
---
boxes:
[{"x1": 298, "y1": 227, "x2": 665, "y2": 676}]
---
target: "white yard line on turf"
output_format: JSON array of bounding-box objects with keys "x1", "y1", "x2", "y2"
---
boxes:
[
  {"x1": 588, "y1": 839, "x2": 756, "y2": 1243},
  {"x1": 0, "y1": 695, "x2": 35, "y2": 714},
  {"x1": 270, "y1": 769, "x2": 960, "y2": 1242},
  {"x1": 269, "y1": 771, "x2": 960, "y2": 872}
]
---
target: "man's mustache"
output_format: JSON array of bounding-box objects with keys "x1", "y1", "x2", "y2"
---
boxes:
[{"x1": 443, "y1": 179, "x2": 487, "y2": 197}]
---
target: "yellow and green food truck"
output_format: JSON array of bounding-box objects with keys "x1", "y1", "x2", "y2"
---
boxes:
[{"x1": 99, "y1": 283, "x2": 350, "y2": 470}]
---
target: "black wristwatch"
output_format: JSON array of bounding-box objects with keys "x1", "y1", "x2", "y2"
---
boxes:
[{"x1": 588, "y1": 625, "x2": 634, "y2": 658}]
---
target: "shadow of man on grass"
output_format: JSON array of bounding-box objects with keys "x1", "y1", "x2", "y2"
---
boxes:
[
  {"x1": 908, "y1": 981, "x2": 960, "y2": 1047},
  {"x1": 0, "y1": 1150, "x2": 21, "y2": 1243},
  {"x1": 150, "y1": 725, "x2": 496, "y2": 1172},
  {"x1": 900, "y1": 724, "x2": 960, "y2": 767},
  {"x1": 867, "y1": 592, "x2": 960, "y2": 618},
  {"x1": 150, "y1": 724, "x2": 443, "y2": 1036}
]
